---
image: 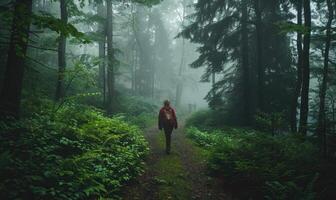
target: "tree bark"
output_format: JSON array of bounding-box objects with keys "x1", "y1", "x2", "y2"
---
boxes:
[
  {"x1": 55, "y1": 0, "x2": 68, "y2": 101},
  {"x1": 298, "y1": 0, "x2": 311, "y2": 135},
  {"x1": 254, "y1": 0, "x2": 264, "y2": 112},
  {"x1": 241, "y1": 0, "x2": 251, "y2": 126},
  {"x1": 290, "y1": 0, "x2": 303, "y2": 133},
  {"x1": 212, "y1": 71, "x2": 216, "y2": 97},
  {"x1": 0, "y1": 0, "x2": 33, "y2": 118},
  {"x1": 175, "y1": 0, "x2": 186, "y2": 108},
  {"x1": 106, "y1": 0, "x2": 114, "y2": 112},
  {"x1": 97, "y1": 2, "x2": 106, "y2": 104},
  {"x1": 317, "y1": 0, "x2": 334, "y2": 156},
  {"x1": 332, "y1": 98, "x2": 335, "y2": 134}
]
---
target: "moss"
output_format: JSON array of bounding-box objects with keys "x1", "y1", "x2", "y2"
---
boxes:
[{"x1": 153, "y1": 133, "x2": 191, "y2": 200}]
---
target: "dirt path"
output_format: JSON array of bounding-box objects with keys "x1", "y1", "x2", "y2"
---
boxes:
[{"x1": 122, "y1": 126, "x2": 232, "y2": 200}]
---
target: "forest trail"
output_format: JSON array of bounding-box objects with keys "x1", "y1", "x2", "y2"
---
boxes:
[{"x1": 122, "y1": 126, "x2": 232, "y2": 200}]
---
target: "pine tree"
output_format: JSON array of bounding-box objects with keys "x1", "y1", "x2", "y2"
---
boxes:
[
  {"x1": 299, "y1": 0, "x2": 312, "y2": 135},
  {"x1": 0, "y1": 0, "x2": 33, "y2": 118},
  {"x1": 55, "y1": 0, "x2": 68, "y2": 101}
]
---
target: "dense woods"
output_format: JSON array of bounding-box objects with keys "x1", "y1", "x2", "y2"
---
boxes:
[{"x1": 0, "y1": 0, "x2": 335, "y2": 199}]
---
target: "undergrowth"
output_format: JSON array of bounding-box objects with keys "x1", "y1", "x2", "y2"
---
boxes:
[
  {"x1": 0, "y1": 100, "x2": 149, "y2": 199},
  {"x1": 186, "y1": 126, "x2": 320, "y2": 199}
]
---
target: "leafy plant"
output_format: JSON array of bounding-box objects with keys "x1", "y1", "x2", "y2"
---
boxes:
[
  {"x1": 0, "y1": 101, "x2": 149, "y2": 199},
  {"x1": 185, "y1": 126, "x2": 320, "y2": 199}
]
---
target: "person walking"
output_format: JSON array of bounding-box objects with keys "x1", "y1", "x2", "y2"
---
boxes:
[{"x1": 158, "y1": 100, "x2": 178, "y2": 154}]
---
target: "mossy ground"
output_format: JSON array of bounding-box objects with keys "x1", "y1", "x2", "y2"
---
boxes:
[
  {"x1": 154, "y1": 133, "x2": 191, "y2": 200},
  {"x1": 122, "y1": 127, "x2": 231, "y2": 200}
]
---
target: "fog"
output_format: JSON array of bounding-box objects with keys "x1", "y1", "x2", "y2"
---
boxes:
[
  {"x1": 72, "y1": 0, "x2": 211, "y2": 110},
  {"x1": 1, "y1": 0, "x2": 336, "y2": 199}
]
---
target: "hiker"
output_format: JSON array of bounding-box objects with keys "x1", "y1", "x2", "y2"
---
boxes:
[{"x1": 158, "y1": 100, "x2": 178, "y2": 154}]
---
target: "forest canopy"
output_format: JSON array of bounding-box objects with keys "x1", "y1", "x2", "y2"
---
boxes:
[{"x1": 0, "y1": 0, "x2": 336, "y2": 199}]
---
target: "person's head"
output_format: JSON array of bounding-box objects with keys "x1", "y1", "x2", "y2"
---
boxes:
[{"x1": 163, "y1": 100, "x2": 170, "y2": 107}]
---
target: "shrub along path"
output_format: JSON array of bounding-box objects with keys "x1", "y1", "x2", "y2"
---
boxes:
[{"x1": 122, "y1": 126, "x2": 232, "y2": 200}]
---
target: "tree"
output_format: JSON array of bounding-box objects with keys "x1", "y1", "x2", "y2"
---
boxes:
[
  {"x1": 290, "y1": 0, "x2": 303, "y2": 133},
  {"x1": 181, "y1": 0, "x2": 294, "y2": 126},
  {"x1": 241, "y1": 0, "x2": 252, "y2": 125},
  {"x1": 97, "y1": 1, "x2": 107, "y2": 104},
  {"x1": 151, "y1": 8, "x2": 175, "y2": 100},
  {"x1": 55, "y1": 0, "x2": 68, "y2": 101},
  {"x1": 299, "y1": 0, "x2": 311, "y2": 135},
  {"x1": 180, "y1": 0, "x2": 244, "y2": 123},
  {"x1": 0, "y1": 0, "x2": 33, "y2": 118},
  {"x1": 254, "y1": 0, "x2": 264, "y2": 113},
  {"x1": 106, "y1": 0, "x2": 115, "y2": 112},
  {"x1": 175, "y1": 0, "x2": 187, "y2": 108},
  {"x1": 316, "y1": 0, "x2": 334, "y2": 156}
]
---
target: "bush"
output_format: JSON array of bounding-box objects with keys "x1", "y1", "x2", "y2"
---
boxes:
[
  {"x1": 186, "y1": 126, "x2": 320, "y2": 199},
  {"x1": 186, "y1": 126, "x2": 220, "y2": 147},
  {"x1": 0, "y1": 102, "x2": 149, "y2": 200},
  {"x1": 115, "y1": 96, "x2": 158, "y2": 128},
  {"x1": 185, "y1": 110, "x2": 225, "y2": 130}
]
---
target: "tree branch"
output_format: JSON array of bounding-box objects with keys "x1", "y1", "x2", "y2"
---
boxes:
[
  {"x1": 26, "y1": 56, "x2": 57, "y2": 71},
  {"x1": 27, "y1": 44, "x2": 57, "y2": 52}
]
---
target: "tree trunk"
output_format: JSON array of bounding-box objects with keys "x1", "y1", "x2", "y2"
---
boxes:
[
  {"x1": 332, "y1": 98, "x2": 335, "y2": 134},
  {"x1": 212, "y1": 71, "x2": 216, "y2": 97},
  {"x1": 290, "y1": 0, "x2": 303, "y2": 133},
  {"x1": 0, "y1": 0, "x2": 33, "y2": 118},
  {"x1": 317, "y1": 0, "x2": 334, "y2": 156},
  {"x1": 298, "y1": 0, "x2": 311, "y2": 135},
  {"x1": 254, "y1": 0, "x2": 264, "y2": 112},
  {"x1": 55, "y1": 0, "x2": 68, "y2": 101},
  {"x1": 175, "y1": 45, "x2": 185, "y2": 107},
  {"x1": 97, "y1": 2, "x2": 106, "y2": 104},
  {"x1": 175, "y1": 0, "x2": 186, "y2": 108},
  {"x1": 131, "y1": 45, "x2": 136, "y2": 94},
  {"x1": 106, "y1": 0, "x2": 114, "y2": 112},
  {"x1": 241, "y1": 0, "x2": 251, "y2": 126}
]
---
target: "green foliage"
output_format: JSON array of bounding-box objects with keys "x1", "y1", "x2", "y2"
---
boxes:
[
  {"x1": 32, "y1": 13, "x2": 90, "y2": 43},
  {"x1": 115, "y1": 96, "x2": 158, "y2": 129},
  {"x1": 185, "y1": 110, "x2": 226, "y2": 130},
  {"x1": 264, "y1": 174, "x2": 318, "y2": 200},
  {"x1": 180, "y1": 0, "x2": 295, "y2": 126},
  {"x1": 186, "y1": 127, "x2": 220, "y2": 148},
  {"x1": 0, "y1": 101, "x2": 148, "y2": 199},
  {"x1": 186, "y1": 126, "x2": 320, "y2": 199},
  {"x1": 276, "y1": 21, "x2": 310, "y2": 35},
  {"x1": 254, "y1": 112, "x2": 287, "y2": 134},
  {"x1": 133, "y1": 0, "x2": 163, "y2": 6}
]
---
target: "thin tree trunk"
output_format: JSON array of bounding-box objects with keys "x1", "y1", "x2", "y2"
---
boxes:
[
  {"x1": 299, "y1": 0, "x2": 311, "y2": 135},
  {"x1": 175, "y1": 0, "x2": 186, "y2": 108},
  {"x1": 131, "y1": 45, "x2": 135, "y2": 95},
  {"x1": 135, "y1": 48, "x2": 139, "y2": 94},
  {"x1": 97, "y1": 2, "x2": 106, "y2": 104},
  {"x1": 151, "y1": 54, "x2": 155, "y2": 99},
  {"x1": 332, "y1": 98, "x2": 335, "y2": 134},
  {"x1": 212, "y1": 71, "x2": 216, "y2": 97},
  {"x1": 0, "y1": 0, "x2": 33, "y2": 118},
  {"x1": 55, "y1": 0, "x2": 68, "y2": 101},
  {"x1": 106, "y1": 0, "x2": 114, "y2": 112},
  {"x1": 175, "y1": 44, "x2": 185, "y2": 107},
  {"x1": 254, "y1": 0, "x2": 264, "y2": 112},
  {"x1": 317, "y1": 0, "x2": 334, "y2": 156},
  {"x1": 291, "y1": 0, "x2": 303, "y2": 133},
  {"x1": 241, "y1": 0, "x2": 251, "y2": 126}
]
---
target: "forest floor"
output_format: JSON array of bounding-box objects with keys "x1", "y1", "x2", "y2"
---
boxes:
[{"x1": 122, "y1": 126, "x2": 233, "y2": 200}]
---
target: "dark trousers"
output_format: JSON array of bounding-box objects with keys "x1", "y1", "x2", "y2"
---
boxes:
[{"x1": 164, "y1": 126, "x2": 173, "y2": 154}]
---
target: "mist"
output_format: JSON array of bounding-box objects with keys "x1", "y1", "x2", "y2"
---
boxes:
[{"x1": 0, "y1": 0, "x2": 335, "y2": 199}]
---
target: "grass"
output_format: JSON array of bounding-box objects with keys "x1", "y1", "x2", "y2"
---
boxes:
[{"x1": 153, "y1": 132, "x2": 191, "y2": 200}]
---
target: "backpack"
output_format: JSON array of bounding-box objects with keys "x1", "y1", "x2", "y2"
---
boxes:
[{"x1": 163, "y1": 108, "x2": 174, "y2": 124}]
